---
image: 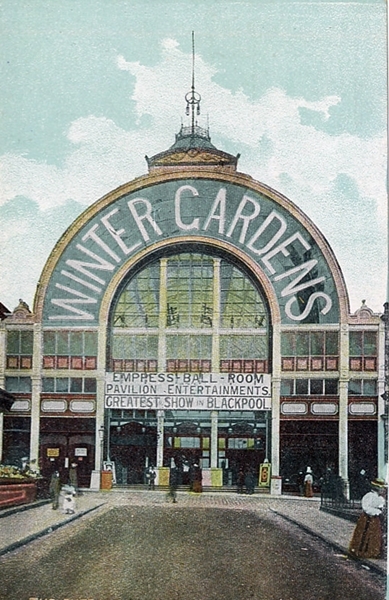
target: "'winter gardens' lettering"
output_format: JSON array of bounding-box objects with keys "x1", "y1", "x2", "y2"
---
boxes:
[{"x1": 47, "y1": 182, "x2": 334, "y2": 323}]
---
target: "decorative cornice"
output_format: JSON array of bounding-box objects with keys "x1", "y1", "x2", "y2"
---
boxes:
[
  {"x1": 5, "y1": 299, "x2": 35, "y2": 324},
  {"x1": 146, "y1": 147, "x2": 239, "y2": 171}
]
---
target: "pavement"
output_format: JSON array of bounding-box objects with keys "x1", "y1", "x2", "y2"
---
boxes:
[{"x1": 0, "y1": 488, "x2": 387, "y2": 578}]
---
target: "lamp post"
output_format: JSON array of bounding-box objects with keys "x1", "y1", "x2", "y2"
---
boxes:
[
  {"x1": 98, "y1": 425, "x2": 105, "y2": 471},
  {"x1": 381, "y1": 302, "x2": 389, "y2": 466}
]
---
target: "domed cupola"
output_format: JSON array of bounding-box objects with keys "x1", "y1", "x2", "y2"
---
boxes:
[{"x1": 146, "y1": 33, "x2": 239, "y2": 173}]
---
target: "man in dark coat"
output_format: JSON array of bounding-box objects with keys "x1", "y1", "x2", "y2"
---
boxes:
[
  {"x1": 49, "y1": 470, "x2": 61, "y2": 510},
  {"x1": 169, "y1": 466, "x2": 178, "y2": 503}
]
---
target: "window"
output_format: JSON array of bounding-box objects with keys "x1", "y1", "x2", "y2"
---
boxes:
[
  {"x1": 112, "y1": 335, "x2": 158, "y2": 360},
  {"x1": 114, "y1": 263, "x2": 160, "y2": 328},
  {"x1": 281, "y1": 330, "x2": 339, "y2": 372},
  {"x1": 43, "y1": 330, "x2": 97, "y2": 356},
  {"x1": 325, "y1": 379, "x2": 338, "y2": 395},
  {"x1": 280, "y1": 379, "x2": 294, "y2": 395},
  {"x1": 310, "y1": 379, "x2": 323, "y2": 395},
  {"x1": 41, "y1": 377, "x2": 97, "y2": 394},
  {"x1": 6, "y1": 330, "x2": 33, "y2": 369},
  {"x1": 295, "y1": 379, "x2": 309, "y2": 395},
  {"x1": 109, "y1": 252, "x2": 269, "y2": 373},
  {"x1": 349, "y1": 331, "x2": 377, "y2": 371},
  {"x1": 281, "y1": 378, "x2": 338, "y2": 396},
  {"x1": 5, "y1": 376, "x2": 32, "y2": 393},
  {"x1": 167, "y1": 255, "x2": 214, "y2": 328},
  {"x1": 220, "y1": 263, "x2": 267, "y2": 329},
  {"x1": 349, "y1": 379, "x2": 377, "y2": 396},
  {"x1": 42, "y1": 330, "x2": 98, "y2": 370}
]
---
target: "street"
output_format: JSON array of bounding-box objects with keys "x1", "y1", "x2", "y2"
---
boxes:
[{"x1": 0, "y1": 498, "x2": 385, "y2": 600}]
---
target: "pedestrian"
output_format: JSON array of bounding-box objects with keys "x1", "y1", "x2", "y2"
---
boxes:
[
  {"x1": 355, "y1": 469, "x2": 371, "y2": 499},
  {"x1": 304, "y1": 467, "x2": 314, "y2": 497},
  {"x1": 296, "y1": 471, "x2": 304, "y2": 496},
  {"x1": 147, "y1": 465, "x2": 156, "y2": 490},
  {"x1": 244, "y1": 467, "x2": 255, "y2": 495},
  {"x1": 237, "y1": 468, "x2": 245, "y2": 494},
  {"x1": 192, "y1": 463, "x2": 202, "y2": 493},
  {"x1": 69, "y1": 462, "x2": 78, "y2": 495},
  {"x1": 62, "y1": 487, "x2": 76, "y2": 514},
  {"x1": 169, "y1": 465, "x2": 178, "y2": 503},
  {"x1": 349, "y1": 478, "x2": 386, "y2": 559},
  {"x1": 49, "y1": 470, "x2": 62, "y2": 510}
]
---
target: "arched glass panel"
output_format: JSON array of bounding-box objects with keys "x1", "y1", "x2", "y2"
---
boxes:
[{"x1": 109, "y1": 251, "x2": 270, "y2": 373}]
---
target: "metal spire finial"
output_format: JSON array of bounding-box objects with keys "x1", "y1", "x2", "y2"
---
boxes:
[{"x1": 185, "y1": 31, "x2": 201, "y2": 134}]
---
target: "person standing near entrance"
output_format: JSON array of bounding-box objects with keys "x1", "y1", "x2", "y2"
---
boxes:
[
  {"x1": 49, "y1": 470, "x2": 62, "y2": 510},
  {"x1": 304, "y1": 467, "x2": 314, "y2": 497},
  {"x1": 147, "y1": 465, "x2": 156, "y2": 490},
  {"x1": 69, "y1": 462, "x2": 78, "y2": 495},
  {"x1": 245, "y1": 467, "x2": 255, "y2": 495},
  {"x1": 349, "y1": 478, "x2": 386, "y2": 559},
  {"x1": 169, "y1": 464, "x2": 178, "y2": 503},
  {"x1": 237, "y1": 468, "x2": 245, "y2": 494},
  {"x1": 192, "y1": 463, "x2": 202, "y2": 493}
]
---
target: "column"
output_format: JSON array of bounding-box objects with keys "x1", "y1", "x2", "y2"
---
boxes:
[
  {"x1": 95, "y1": 376, "x2": 105, "y2": 470},
  {"x1": 0, "y1": 412, "x2": 3, "y2": 463},
  {"x1": 156, "y1": 410, "x2": 165, "y2": 467},
  {"x1": 0, "y1": 326, "x2": 6, "y2": 463},
  {"x1": 377, "y1": 311, "x2": 387, "y2": 478},
  {"x1": 91, "y1": 325, "x2": 106, "y2": 490},
  {"x1": 0, "y1": 326, "x2": 6, "y2": 379},
  {"x1": 211, "y1": 258, "x2": 221, "y2": 371},
  {"x1": 271, "y1": 321, "x2": 281, "y2": 495},
  {"x1": 339, "y1": 324, "x2": 349, "y2": 498},
  {"x1": 211, "y1": 410, "x2": 218, "y2": 468},
  {"x1": 158, "y1": 259, "x2": 168, "y2": 370},
  {"x1": 30, "y1": 324, "x2": 42, "y2": 471}
]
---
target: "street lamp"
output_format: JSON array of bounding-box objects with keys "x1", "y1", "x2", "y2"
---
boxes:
[
  {"x1": 381, "y1": 302, "x2": 389, "y2": 467},
  {"x1": 98, "y1": 425, "x2": 105, "y2": 471}
]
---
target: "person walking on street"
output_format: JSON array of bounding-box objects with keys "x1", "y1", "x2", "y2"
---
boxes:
[
  {"x1": 192, "y1": 463, "x2": 202, "y2": 493},
  {"x1": 147, "y1": 465, "x2": 156, "y2": 490},
  {"x1": 304, "y1": 467, "x2": 314, "y2": 497},
  {"x1": 349, "y1": 478, "x2": 386, "y2": 559},
  {"x1": 356, "y1": 469, "x2": 371, "y2": 499},
  {"x1": 49, "y1": 470, "x2": 62, "y2": 510},
  {"x1": 237, "y1": 468, "x2": 245, "y2": 494},
  {"x1": 69, "y1": 462, "x2": 78, "y2": 495},
  {"x1": 169, "y1": 464, "x2": 178, "y2": 503}
]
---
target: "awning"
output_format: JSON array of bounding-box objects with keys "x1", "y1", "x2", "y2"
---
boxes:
[{"x1": 0, "y1": 388, "x2": 15, "y2": 412}]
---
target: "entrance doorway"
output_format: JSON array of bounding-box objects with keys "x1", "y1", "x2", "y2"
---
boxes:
[{"x1": 110, "y1": 422, "x2": 157, "y2": 484}]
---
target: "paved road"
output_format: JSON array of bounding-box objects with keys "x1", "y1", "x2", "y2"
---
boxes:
[{"x1": 0, "y1": 499, "x2": 385, "y2": 600}]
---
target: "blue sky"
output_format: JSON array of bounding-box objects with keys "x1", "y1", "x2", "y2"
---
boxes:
[{"x1": 0, "y1": 0, "x2": 387, "y2": 313}]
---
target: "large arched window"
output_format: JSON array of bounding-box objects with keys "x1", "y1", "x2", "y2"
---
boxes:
[{"x1": 108, "y1": 251, "x2": 270, "y2": 373}]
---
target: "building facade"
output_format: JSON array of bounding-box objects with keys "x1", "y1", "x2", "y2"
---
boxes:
[{"x1": 0, "y1": 121, "x2": 386, "y2": 494}]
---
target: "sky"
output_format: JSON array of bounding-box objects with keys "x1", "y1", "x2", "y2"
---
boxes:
[{"x1": 0, "y1": 0, "x2": 387, "y2": 314}]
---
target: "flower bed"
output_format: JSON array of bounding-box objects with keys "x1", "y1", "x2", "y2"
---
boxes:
[{"x1": 0, "y1": 464, "x2": 40, "y2": 509}]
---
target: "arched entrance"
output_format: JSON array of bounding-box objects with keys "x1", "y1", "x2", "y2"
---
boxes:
[{"x1": 105, "y1": 247, "x2": 272, "y2": 486}]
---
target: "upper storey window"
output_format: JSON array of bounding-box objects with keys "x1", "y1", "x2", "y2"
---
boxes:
[
  {"x1": 349, "y1": 331, "x2": 377, "y2": 371},
  {"x1": 281, "y1": 330, "x2": 339, "y2": 372},
  {"x1": 42, "y1": 330, "x2": 97, "y2": 370},
  {"x1": 6, "y1": 330, "x2": 33, "y2": 369}
]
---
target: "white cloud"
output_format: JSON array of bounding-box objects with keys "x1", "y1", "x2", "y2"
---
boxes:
[{"x1": 0, "y1": 39, "x2": 386, "y2": 312}]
